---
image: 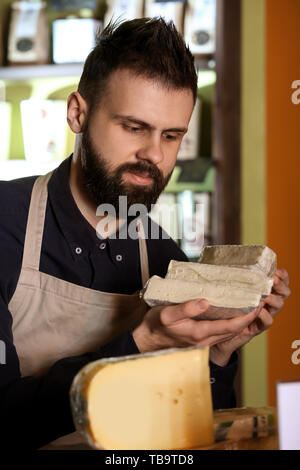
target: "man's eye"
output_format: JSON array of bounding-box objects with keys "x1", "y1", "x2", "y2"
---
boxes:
[
  {"x1": 123, "y1": 124, "x2": 141, "y2": 132},
  {"x1": 163, "y1": 133, "x2": 179, "y2": 141}
]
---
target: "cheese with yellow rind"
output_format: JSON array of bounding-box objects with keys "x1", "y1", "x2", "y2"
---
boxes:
[{"x1": 70, "y1": 346, "x2": 214, "y2": 450}]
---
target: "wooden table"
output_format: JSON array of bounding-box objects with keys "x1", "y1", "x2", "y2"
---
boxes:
[{"x1": 40, "y1": 432, "x2": 278, "y2": 451}]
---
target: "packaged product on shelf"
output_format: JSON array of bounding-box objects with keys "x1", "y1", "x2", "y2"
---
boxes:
[
  {"x1": 53, "y1": 11, "x2": 102, "y2": 64},
  {"x1": 144, "y1": 0, "x2": 184, "y2": 34},
  {"x1": 177, "y1": 97, "x2": 201, "y2": 160},
  {"x1": 149, "y1": 193, "x2": 179, "y2": 242},
  {"x1": 0, "y1": 102, "x2": 12, "y2": 161},
  {"x1": 184, "y1": 0, "x2": 216, "y2": 55},
  {"x1": 103, "y1": 0, "x2": 144, "y2": 27},
  {"x1": 8, "y1": 1, "x2": 49, "y2": 65},
  {"x1": 177, "y1": 190, "x2": 204, "y2": 259},
  {"x1": 20, "y1": 99, "x2": 68, "y2": 164},
  {"x1": 194, "y1": 192, "x2": 210, "y2": 240},
  {"x1": 50, "y1": 0, "x2": 96, "y2": 8}
]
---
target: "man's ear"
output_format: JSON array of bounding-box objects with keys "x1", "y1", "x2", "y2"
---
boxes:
[{"x1": 67, "y1": 91, "x2": 88, "y2": 133}]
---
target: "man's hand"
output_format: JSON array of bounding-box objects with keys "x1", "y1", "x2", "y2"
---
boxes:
[
  {"x1": 209, "y1": 267, "x2": 291, "y2": 367},
  {"x1": 133, "y1": 298, "x2": 260, "y2": 354}
]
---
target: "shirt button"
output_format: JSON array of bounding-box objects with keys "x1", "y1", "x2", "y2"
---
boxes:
[
  {"x1": 75, "y1": 247, "x2": 82, "y2": 255},
  {"x1": 116, "y1": 254, "x2": 122, "y2": 262},
  {"x1": 99, "y1": 243, "x2": 106, "y2": 250}
]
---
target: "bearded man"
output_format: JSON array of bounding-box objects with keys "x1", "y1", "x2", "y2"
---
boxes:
[{"x1": 0, "y1": 18, "x2": 290, "y2": 450}]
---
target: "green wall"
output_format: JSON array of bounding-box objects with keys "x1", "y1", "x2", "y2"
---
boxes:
[{"x1": 241, "y1": 0, "x2": 267, "y2": 406}]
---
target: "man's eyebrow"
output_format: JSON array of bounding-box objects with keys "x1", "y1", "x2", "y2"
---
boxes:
[{"x1": 111, "y1": 114, "x2": 187, "y2": 133}]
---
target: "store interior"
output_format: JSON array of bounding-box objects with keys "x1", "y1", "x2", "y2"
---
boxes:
[{"x1": 0, "y1": 0, "x2": 299, "y2": 415}]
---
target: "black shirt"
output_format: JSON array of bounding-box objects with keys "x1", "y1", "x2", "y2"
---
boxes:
[{"x1": 0, "y1": 155, "x2": 238, "y2": 450}]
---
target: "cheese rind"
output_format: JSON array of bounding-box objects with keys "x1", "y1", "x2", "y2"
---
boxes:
[
  {"x1": 198, "y1": 245, "x2": 277, "y2": 277},
  {"x1": 166, "y1": 260, "x2": 273, "y2": 296},
  {"x1": 143, "y1": 275, "x2": 262, "y2": 319},
  {"x1": 70, "y1": 347, "x2": 214, "y2": 450}
]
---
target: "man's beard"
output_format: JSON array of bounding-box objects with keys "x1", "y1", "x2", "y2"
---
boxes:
[{"x1": 80, "y1": 127, "x2": 173, "y2": 215}]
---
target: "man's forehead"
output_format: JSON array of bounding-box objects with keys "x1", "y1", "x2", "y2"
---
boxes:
[
  {"x1": 101, "y1": 69, "x2": 194, "y2": 127},
  {"x1": 104, "y1": 68, "x2": 194, "y2": 104}
]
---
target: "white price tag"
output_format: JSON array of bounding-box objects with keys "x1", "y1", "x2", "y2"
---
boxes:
[
  {"x1": 15, "y1": 6, "x2": 40, "y2": 38},
  {"x1": 277, "y1": 380, "x2": 300, "y2": 450}
]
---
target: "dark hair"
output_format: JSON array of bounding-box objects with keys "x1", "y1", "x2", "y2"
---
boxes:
[{"x1": 78, "y1": 17, "x2": 198, "y2": 114}]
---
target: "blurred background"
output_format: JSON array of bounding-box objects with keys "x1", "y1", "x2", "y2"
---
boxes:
[{"x1": 0, "y1": 0, "x2": 299, "y2": 409}]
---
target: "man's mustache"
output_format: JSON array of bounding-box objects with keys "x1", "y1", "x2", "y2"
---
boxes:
[{"x1": 116, "y1": 162, "x2": 163, "y2": 182}]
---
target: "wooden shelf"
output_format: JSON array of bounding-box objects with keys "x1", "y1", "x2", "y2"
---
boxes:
[
  {"x1": 0, "y1": 63, "x2": 84, "y2": 81},
  {"x1": 0, "y1": 159, "x2": 59, "y2": 181},
  {"x1": 0, "y1": 57, "x2": 214, "y2": 81}
]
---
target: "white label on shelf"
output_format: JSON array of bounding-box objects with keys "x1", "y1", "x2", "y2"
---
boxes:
[
  {"x1": 15, "y1": 8, "x2": 39, "y2": 39},
  {"x1": 277, "y1": 381, "x2": 300, "y2": 450},
  {"x1": 104, "y1": 0, "x2": 144, "y2": 26},
  {"x1": 53, "y1": 19, "x2": 101, "y2": 64}
]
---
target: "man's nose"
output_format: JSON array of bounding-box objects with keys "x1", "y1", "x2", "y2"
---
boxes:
[{"x1": 136, "y1": 134, "x2": 164, "y2": 165}]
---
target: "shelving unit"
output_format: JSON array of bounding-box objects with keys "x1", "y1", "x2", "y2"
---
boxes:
[
  {"x1": 0, "y1": 56, "x2": 215, "y2": 81},
  {"x1": 0, "y1": 63, "x2": 84, "y2": 80},
  {"x1": 0, "y1": 1, "x2": 241, "y2": 246}
]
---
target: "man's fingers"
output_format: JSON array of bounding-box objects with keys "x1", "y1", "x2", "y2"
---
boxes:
[
  {"x1": 160, "y1": 299, "x2": 210, "y2": 326},
  {"x1": 256, "y1": 309, "x2": 274, "y2": 330},
  {"x1": 272, "y1": 276, "x2": 291, "y2": 297},
  {"x1": 196, "y1": 333, "x2": 236, "y2": 347},
  {"x1": 264, "y1": 293, "x2": 285, "y2": 312},
  {"x1": 191, "y1": 307, "x2": 259, "y2": 341},
  {"x1": 275, "y1": 268, "x2": 290, "y2": 286}
]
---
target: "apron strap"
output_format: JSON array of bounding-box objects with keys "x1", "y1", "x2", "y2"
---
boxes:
[
  {"x1": 22, "y1": 169, "x2": 151, "y2": 287},
  {"x1": 137, "y1": 218, "x2": 150, "y2": 288},
  {"x1": 21, "y1": 171, "x2": 54, "y2": 271}
]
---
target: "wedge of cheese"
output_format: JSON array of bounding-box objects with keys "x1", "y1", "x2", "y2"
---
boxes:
[
  {"x1": 166, "y1": 260, "x2": 273, "y2": 297},
  {"x1": 70, "y1": 347, "x2": 214, "y2": 450},
  {"x1": 198, "y1": 245, "x2": 277, "y2": 277},
  {"x1": 143, "y1": 275, "x2": 262, "y2": 318}
]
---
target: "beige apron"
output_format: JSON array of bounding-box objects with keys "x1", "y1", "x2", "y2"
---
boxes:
[{"x1": 8, "y1": 170, "x2": 150, "y2": 378}]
